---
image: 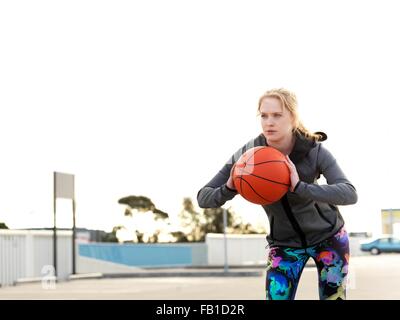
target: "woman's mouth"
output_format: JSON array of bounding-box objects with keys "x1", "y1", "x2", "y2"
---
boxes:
[{"x1": 266, "y1": 130, "x2": 277, "y2": 134}]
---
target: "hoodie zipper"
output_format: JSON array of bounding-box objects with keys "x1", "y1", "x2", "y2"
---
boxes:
[{"x1": 281, "y1": 195, "x2": 308, "y2": 248}]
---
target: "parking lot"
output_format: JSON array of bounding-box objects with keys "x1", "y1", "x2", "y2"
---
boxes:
[{"x1": 1, "y1": 254, "x2": 399, "y2": 300}]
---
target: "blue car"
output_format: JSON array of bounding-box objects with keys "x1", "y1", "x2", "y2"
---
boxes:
[{"x1": 360, "y1": 236, "x2": 400, "y2": 255}]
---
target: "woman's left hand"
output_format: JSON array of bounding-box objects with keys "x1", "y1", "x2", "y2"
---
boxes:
[{"x1": 285, "y1": 155, "x2": 300, "y2": 192}]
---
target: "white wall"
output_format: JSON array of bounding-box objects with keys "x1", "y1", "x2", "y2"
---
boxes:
[
  {"x1": 206, "y1": 233, "x2": 368, "y2": 266},
  {"x1": 206, "y1": 233, "x2": 268, "y2": 266}
]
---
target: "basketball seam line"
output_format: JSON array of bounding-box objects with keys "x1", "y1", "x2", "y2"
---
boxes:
[
  {"x1": 244, "y1": 146, "x2": 265, "y2": 164},
  {"x1": 245, "y1": 160, "x2": 286, "y2": 166},
  {"x1": 237, "y1": 168, "x2": 291, "y2": 187},
  {"x1": 234, "y1": 176, "x2": 274, "y2": 203}
]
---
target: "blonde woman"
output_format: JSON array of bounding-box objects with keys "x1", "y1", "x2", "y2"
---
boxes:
[{"x1": 197, "y1": 88, "x2": 357, "y2": 300}]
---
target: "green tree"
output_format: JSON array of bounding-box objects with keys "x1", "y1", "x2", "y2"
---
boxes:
[
  {"x1": 118, "y1": 195, "x2": 168, "y2": 219},
  {"x1": 0, "y1": 222, "x2": 9, "y2": 229},
  {"x1": 173, "y1": 198, "x2": 266, "y2": 242},
  {"x1": 135, "y1": 230, "x2": 144, "y2": 243},
  {"x1": 176, "y1": 197, "x2": 203, "y2": 242},
  {"x1": 118, "y1": 195, "x2": 169, "y2": 243},
  {"x1": 202, "y1": 207, "x2": 236, "y2": 235},
  {"x1": 170, "y1": 231, "x2": 189, "y2": 243},
  {"x1": 147, "y1": 230, "x2": 160, "y2": 243},
  {"x1": 101, "y1": 225, "x2": 123, "y2": 243}
]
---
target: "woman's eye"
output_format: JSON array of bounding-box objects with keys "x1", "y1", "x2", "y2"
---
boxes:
[{"x1": 261, "y1": 114, "x2": 281, "y2": 118}]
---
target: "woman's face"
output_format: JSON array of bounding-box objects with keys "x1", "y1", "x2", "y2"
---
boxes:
[{"x1": 259, "y1": 97, "x2": 295, "y2": 143}]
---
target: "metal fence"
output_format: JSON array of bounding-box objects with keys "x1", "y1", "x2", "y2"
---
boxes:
[{"x1": 0, "y1": 230, "x2": 72, "y2": 287}]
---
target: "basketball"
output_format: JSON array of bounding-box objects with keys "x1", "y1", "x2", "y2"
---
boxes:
[{"x1": 232, "y1": 146, "x2": 291, "y2": 205}]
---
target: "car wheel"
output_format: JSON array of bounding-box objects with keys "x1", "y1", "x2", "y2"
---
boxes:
[{"x1": 370, "y1": 247, "x2": 380, "y2": 255}]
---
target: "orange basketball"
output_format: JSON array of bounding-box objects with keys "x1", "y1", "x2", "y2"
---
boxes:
[{"x1": 232, "y1": 146, "x2": 291, "y2": 205}]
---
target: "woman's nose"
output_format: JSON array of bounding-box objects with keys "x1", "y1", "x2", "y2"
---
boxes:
[{"x1": 266, "y1": 118, "x2": 275, "y2": 126}]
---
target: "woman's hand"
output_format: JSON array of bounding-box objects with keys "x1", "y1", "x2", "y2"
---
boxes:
[
  {"x1": 285, "y1": 155, "x2": 300, "y2": 192},
  {"x1": 226, "y1": 163, "x2": 237, "y2": 190}
]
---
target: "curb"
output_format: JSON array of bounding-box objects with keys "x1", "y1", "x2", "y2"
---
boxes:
[
  {"x1": 102, "y1": 271, "x2": 263, "y2": 278},
  {"x1": 68, "y1": 273, "x2": 103, "y2": 281},
  {"x1": 15, "y1": 277, "x2": 43, "y2": 285}
]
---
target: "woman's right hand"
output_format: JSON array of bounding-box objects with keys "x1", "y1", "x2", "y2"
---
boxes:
[{"x1": 226, "y1": 163, "x2": 237, "y2": 190}]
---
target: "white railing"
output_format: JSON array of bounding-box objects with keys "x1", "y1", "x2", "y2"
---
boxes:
[{"x1": 0, "y1": 230, "x2": 73, "y2": 287}]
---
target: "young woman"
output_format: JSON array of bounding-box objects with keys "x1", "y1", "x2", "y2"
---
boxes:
[{"x1": 197, "y1": 88, "x2": 358, "y2": 300}]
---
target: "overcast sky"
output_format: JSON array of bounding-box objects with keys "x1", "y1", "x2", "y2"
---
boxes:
[{"x1": 1, "y1": 0, "x2": 399, "y2": 237}]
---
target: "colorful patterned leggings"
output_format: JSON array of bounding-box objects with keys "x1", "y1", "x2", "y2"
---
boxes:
[{"x1": 266, "y1": 227, "x2": 349, "y2": 300}]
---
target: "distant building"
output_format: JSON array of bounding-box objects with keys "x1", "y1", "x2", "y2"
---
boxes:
[
  {"x1": 381, "y1": 209, "x2": 400, "y2": 235},
  {"x1": 348, "y1": 232, "x2": 372, "y2": 238},
  {"x1": 18, "y1": 227, "x2": 108, "y2": 242}
]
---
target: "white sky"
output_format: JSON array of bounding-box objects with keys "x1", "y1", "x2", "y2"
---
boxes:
[{"x1": 1, "y1": 0, "x2": 399, "y2": 236}]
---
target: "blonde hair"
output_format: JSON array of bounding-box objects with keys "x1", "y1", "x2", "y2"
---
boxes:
[{"x1": 257, "y1": 88, "x2": 323, "y2": 142}]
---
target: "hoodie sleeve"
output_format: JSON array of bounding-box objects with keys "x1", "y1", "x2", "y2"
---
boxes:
[
  {"x1": 197, "y1": 138, "x2": 259, "y2": 208},
  {"x1": 196, "y1": 161, "x2": 238, "y2": 209},
  {"x1": 293, "y1": 144, "x2": 358, "y2": 205}
]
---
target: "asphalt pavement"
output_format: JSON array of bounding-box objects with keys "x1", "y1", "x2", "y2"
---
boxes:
[{"x1": 1, "y1": 254, "x2": 400, "y2": 300}]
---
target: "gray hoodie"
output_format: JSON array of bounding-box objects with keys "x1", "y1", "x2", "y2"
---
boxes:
[{"x1": 197, "y1": 132, "x2": 358, "y2": 248}]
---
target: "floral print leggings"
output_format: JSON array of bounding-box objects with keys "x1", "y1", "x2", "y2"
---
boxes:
[{"x1": 266, "y1": 226, "x2": 349, "y2": 300}]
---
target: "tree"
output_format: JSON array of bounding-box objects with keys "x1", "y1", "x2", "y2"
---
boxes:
[
  {"x1": 135, "y1": 230, "x2": 144, "y2": 243},
  {"x1": 170, "y1": 231, "x2": 189, "y2": 243},
  {"x1": 118, "y1": 195, "x2": 168, "y2": 219},
  {"x1": 101, "y1": 225, "x2": 122, "y2": 243},
  {"x1": 176, "y1": 197, "x2": 204, "y2": 242},
  {"x1": 147, "y1": 230, "x2": 160, "y2": 243},
  {"x1": 202, "y1": 207, "x2": 236, "y2": 235},
  {"x1": 117, "y1": 195, "x2": 169, "y2": 243},
  {"x1": 0, "y1": 222, "x2": 9, "y2": 229},
  {"x1": 173, "y1": 197, "x2": 266, "y2": 242}
]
